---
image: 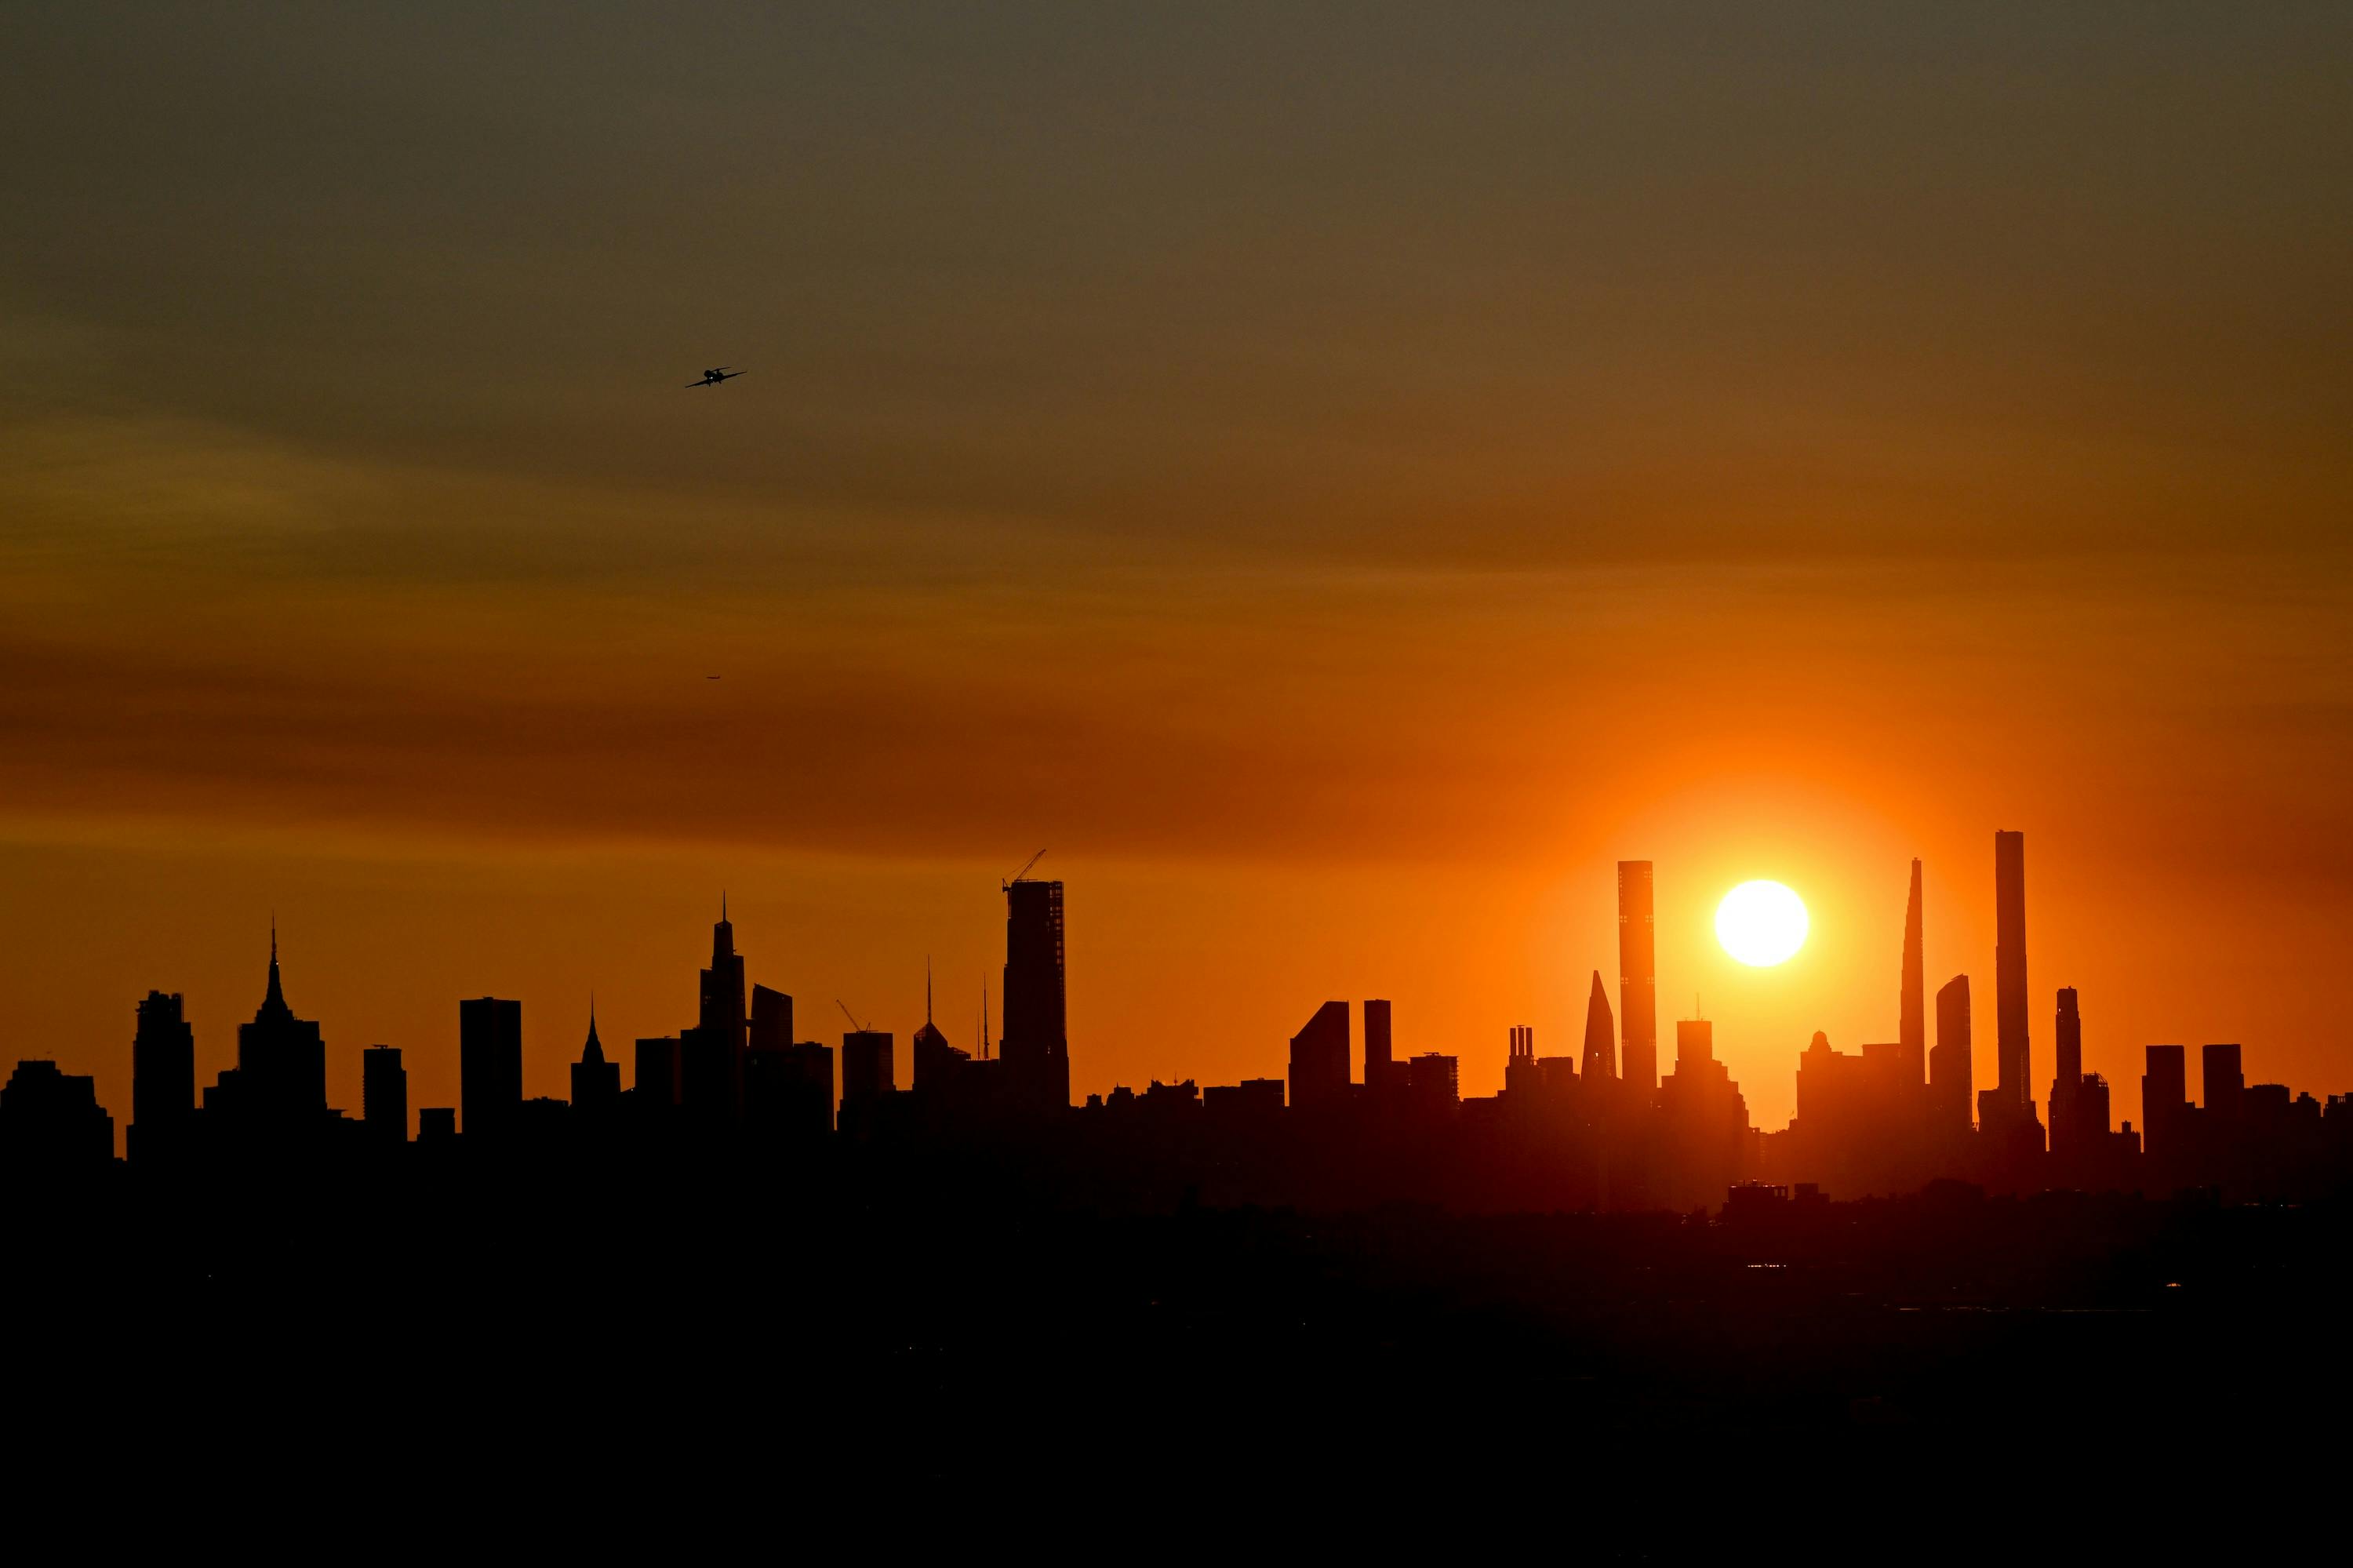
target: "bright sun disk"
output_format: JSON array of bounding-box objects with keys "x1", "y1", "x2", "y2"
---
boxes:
[{"x1": 1716, "y1": 880, "x2": 1807, "y2": 966}]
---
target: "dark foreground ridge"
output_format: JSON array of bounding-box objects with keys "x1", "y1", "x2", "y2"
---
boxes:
[{"x1": 11, "y1": 1161, "x2": 2352, "y2": 1545}]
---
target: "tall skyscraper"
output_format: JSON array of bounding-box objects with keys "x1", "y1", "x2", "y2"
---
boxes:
[
  {"x1": 1617, "y1": 861, "x2": 1657, "y2": 1093},
  {"x1": 841, "y1": 1028, "x2": 895, "y2": 1108},
  {"x1": 1898, "y1": 859, "x2": 1926, "y2": 1085},
  {"x1": 129, "y1": 989, "x2": 194, "y2": 1164},
  {"x1": 2142, "y1": 1044, "x2": 2188, "y2": 1158},
  {"x1": 635, "y1": 1035, "x2": 682, "y2": 1106},
  {"x1": 689, "y1": 898, "x2": 748, "y2": 1118},
  {"x1": 1363, "y1": 999, "x2": 1393, "y2": 1093},
  {"x1": 571, "y1": 1007, "x2": 619, "y2": 1110},
  {"x1": 2050, "y1": 988, "x2": 2083, "y2": 1151},
  {"x1": 229, "y1": 929, "x2": 326, "y2": 1123},
  {"x1": 1001, "y1": 876, "x2": 1070, "y2": 1111},
  {"x1": 459, "y1": 996, "x2": 522, "y2": 1139},
  {"x1": 1288, "y1": 1002, "x2": 1350, "y2": 1111},
  {"x1": 363, "y1": 1045, "x2": 407, "y2": 1144},
  {"x1": 2202, "y1": 1043, "x2": 2243, "y2": 1121},
  {"x1": 1991, "y1": 831, "x2": 2032, "y2": 1122},
  {"x1": 1930, "y1": 975, "x2": 1972, "y2": 1133},
  {"x1": 1580, "y1": 970, "x2": 1616, "y2": 1082}
]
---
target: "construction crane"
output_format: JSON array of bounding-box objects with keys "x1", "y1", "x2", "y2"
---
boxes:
[
  {"x1": 836, "y1": 999, "x2": 869, "y2": 1031},
  {"x1": 1003, "y1": 849, "x2": 1046, "y2": 890}
]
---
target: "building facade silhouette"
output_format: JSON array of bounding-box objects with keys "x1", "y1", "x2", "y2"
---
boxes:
[
  {"x1": 129, "y1": 989, "x2": 194, "y2": 1164},
  {"x1": 1001, "y1": 877, "x2": 1070, "y2": 1111},
  {"x1": 1931, "y1": 975, "x2": 1972, "y2": 1133},
  {"x1": 459, "y1": 996, "x2": 522, "y2": 1139},
  {"x1": 363, "y1": 1044, "x2": 407, "y2": 1144},
  {"x1": 1363, "y1": 999, "x2": 1394, "y2": 1094},
  {"x1": 1289, "y1": 1002, "x2": 1350, "y2": 1111}
]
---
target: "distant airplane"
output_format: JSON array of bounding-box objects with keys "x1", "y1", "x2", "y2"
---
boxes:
[{"x1": 686, "y1": 366, "x2": 744, "y2": 387}]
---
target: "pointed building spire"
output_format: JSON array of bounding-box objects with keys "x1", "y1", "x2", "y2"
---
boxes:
[
  {"x1": 262, "y1": 917, "x2": 288, "y2": 1013},
  {"x1": 1900, "y1": 857, "x2": 1926, "y2": 1086},
  {"x1": 926, "y1": 955, "x2": 934, "y2": 1025},
  {"x1": 582, "y1": 994, "x2": 606, "y2": 1064},
  {"x1": 1580, "y1": 970, "x2": 1616, "y2": 1081}
]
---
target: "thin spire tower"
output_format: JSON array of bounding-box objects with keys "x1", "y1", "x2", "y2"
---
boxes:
[{"x1": 1900, "y1": 857, "x2": 1926, "y2": 1084}]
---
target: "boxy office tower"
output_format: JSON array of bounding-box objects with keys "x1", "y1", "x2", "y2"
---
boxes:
[{"x1": 1001, "y1": 876, "x2": 1071, "y2": 1112}]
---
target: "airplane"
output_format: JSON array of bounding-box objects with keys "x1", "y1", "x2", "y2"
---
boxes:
[{"x1": 686, "y1": 366, "x2": 744, "y2": 387}]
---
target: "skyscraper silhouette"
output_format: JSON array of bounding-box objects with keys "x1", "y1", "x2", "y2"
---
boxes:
[
  {"x1": 749, "y1": 984, "x2": 794, "y2": 1054},
  {"x1": 1617, "y1": 862, "x2": 1656, "y2": 1093},
  {"x1": 911, "y1": 966, "x2": 969, "y2": 1093},
  {"x1": 0, "y1": 1060, "x2": 113, "y2": 1171},
  {"x1": 2202, "y1": 1042, "x2": 2243, "y2": 1121},
  {"x1": 362, "y1": 1044, "x2": 408, "y2": 1143},
  {"x1": 1899, "y1": 859, "x2": 1926, "y2": 1085},
  {"x1": 841, "y1": 1028, "x2": 894, "y2": 1109},
  {"x1": 1289, "y1": 1002, "x2": 1350, "y2": 1111},
  {"x1": 572, "y1": 1007, "x2": 619, "y2": 1111},
  {"x1": 1991, "y1": 831, "x2": 2033, "y2": 1123},
  {"x1": 1363, "y1": 999, "x2": 1394, "y2": 1094},
  {"x1": 2143, "y1": 1045, "x2": 2188, "y2": 1158},
  {"x1": 1405, "y1": 1051, "x2": 1459, "y2": 1106},
  {"x1": 688, "y1": 899, "x2": 749, "y2": 1118},
  {"x1": 2050, "y1": 988, "x2": 2083, "y2": 1152},
  {"x1": 129, "y1": 989, "x2": 193, "y2": 1164},
  {"x1": 1930, "y1": 975, "x2": 1972, "y2": 1133},
  {"x1": 1581, "y1": 971, "x2": 1616, "y2": 1082},
  {"x1": 1001, "y1": 877, "x2": 1069, "y2": 1111},
  {"x1": 226, "y1": 929, "x2": 326, "y2": 1123},
  {"x1": 635, "y1": 1035, "x2": 682, "y2": 1107},
  {"x1": 459, "y1": 996, "x2": 522, "y2": 1139}
]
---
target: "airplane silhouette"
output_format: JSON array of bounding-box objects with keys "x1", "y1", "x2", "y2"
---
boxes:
[{"x1": 687, "y1": 366, "x2": 744, "y2": 387}]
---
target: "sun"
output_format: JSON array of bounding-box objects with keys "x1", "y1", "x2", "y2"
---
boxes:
[{"x1": 1716, "y1": 880, "x2": 1808, "y2": 966}]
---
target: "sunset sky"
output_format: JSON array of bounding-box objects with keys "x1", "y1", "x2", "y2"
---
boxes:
[{"x1": 4, "y1": 5, "x2": 2351, "y2": 1141}]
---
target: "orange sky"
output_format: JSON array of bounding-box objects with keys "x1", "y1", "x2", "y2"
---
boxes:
[{"x1": 3, "y1": 6, "x2": 2351, "y2": 1145}]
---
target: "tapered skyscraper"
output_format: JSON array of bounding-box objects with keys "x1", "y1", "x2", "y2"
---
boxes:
[
  {"x1": 1899, "y1": 859, "x2": 1925, "y2": 1085},
  {"x1": 1580, "y1": 970, "x2": 1616, "y2": 1081},
  {"x1": 1992, "y1": 831, "x2": 2031, "y2": 1120},
  {"x1": 1617, "y1": 861, "x2": 1656, "y2": 1093}
]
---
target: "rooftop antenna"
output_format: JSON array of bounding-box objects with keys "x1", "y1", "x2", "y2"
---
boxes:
[
  {"x1": 1003, "y1": 849, "x2": 1046, "y2": 890},
  {"x1": 926, "y1": 955, "x2": 933, "y2": 1027}
]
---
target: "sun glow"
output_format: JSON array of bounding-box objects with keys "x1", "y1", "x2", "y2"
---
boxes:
[{"x1": 1715, "y1": 880, "x2": 1808, "y2": 966}]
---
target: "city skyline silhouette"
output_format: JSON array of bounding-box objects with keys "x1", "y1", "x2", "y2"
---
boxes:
[
  {"x1": 11, "y1": 828, "x2": 2348, "y2": 1211},
  {"x1": 5, "y1": 5, "x2": 2351, "y2": 1533}
]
